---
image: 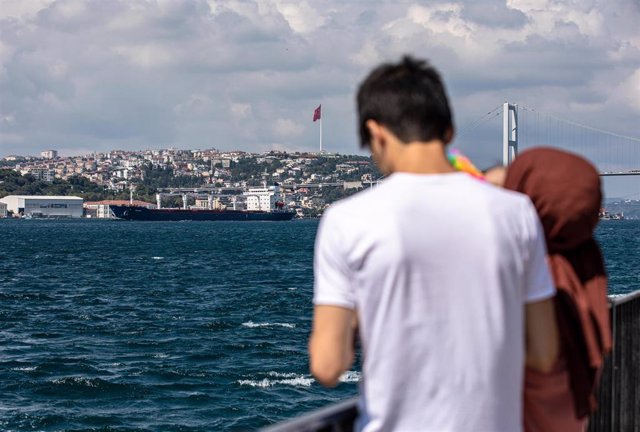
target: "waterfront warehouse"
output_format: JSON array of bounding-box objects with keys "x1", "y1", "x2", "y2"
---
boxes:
[
  {"x1": 0, "y1": 201, "x2": 7, "y2": 218},
  {"x1": 0, "y1": 195, "x2": 83, "y2": 218}
]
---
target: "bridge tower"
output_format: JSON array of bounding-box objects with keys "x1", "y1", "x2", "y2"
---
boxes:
[{"x1": 503, "y1": 102, "x2": 518, "y2": 166}]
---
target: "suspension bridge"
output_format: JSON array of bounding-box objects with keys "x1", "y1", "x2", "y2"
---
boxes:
[
  {"x1": 154, "y1": 103, "x2": 639, "y2": 204},
  {"x1": 457, "y1": 103, "x2": 640, "y2": 177}
]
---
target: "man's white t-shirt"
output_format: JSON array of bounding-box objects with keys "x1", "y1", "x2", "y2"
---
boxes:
[{"x1": 313, "y1": 172, "x2": 555, "y2": 432}]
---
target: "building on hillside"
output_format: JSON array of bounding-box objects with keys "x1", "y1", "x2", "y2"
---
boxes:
[
  {"x1": 84, "y1": 200, "x2": 156, "y2": 218},
  {"x1": 0, "y1": 201, "x2": 7, "y2": 218},
  {"x1": 0, "y1": 195, "x2": 83, "y2": 218},
  {"x1": 22, "y1": 168, "x2": 56, "y2": 182},
  {"x1": 41, "y1": 150, "x2": 58, "y2": 159}
]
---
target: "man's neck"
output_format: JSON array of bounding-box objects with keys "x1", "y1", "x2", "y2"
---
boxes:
[{"x1": 390, "y1": 140, "x2": 456, "y2": 175}]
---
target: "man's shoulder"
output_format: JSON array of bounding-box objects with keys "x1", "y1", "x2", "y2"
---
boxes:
[
  {"x1": 474, "y1": 180, "x2": 532, "y2": 210},
  {"x1": 324, "y1": 177, "x2": 534, "y2": 223},
  {"x1": 324, "y1": 185, "x2": 384, "y2": 216},
  {"x1": 319, "y1": 186, "x2": 387, "y2": 234}
]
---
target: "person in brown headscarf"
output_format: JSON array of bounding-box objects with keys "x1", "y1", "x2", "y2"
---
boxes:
[{"x1": 502, "y1": 147, "x2": 612, "y2": 432}]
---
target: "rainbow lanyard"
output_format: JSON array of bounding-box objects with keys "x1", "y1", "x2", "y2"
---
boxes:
[{"x1": 447, "y1": 149, "x2": 484, "y2": 180}]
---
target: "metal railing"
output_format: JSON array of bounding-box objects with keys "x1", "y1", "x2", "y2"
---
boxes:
[
  {"x1": 263, "y1": 291, "x2": 640, "y2": 432},
  {"x1": 588, "y1": 290, "x2": 640, "y2": 432},
  {"x1": 261, "y1": 397, "x2": 358, "y2": 432}
]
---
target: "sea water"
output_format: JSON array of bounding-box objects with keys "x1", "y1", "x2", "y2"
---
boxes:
[{"x1": 0, "y1": 219, "x2": 638, "y2": 431}]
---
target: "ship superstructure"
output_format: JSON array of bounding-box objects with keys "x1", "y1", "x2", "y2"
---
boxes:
[{"x1": 243, "y1": 185, "x2": 286, "y2": 211}]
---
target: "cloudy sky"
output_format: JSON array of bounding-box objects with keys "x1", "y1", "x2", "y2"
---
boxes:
[{"x1": 1, "y1": 0, "x2": 639, "y2": 194}]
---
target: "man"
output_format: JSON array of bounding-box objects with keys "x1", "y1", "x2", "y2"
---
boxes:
[{"x1": 309, "y1": 56, "x2": 559, "y2": 431}]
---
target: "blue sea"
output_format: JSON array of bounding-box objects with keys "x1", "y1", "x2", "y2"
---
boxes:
[{"x1": 0, "y1": 219, "x2": 638, "y2": 431}]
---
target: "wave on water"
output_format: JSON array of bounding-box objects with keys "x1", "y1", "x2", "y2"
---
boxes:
[
  {"x1": 241, "y1": 321, "x2": 296, "y2": 329},
  {"x1": 152, "y1": 353, "x2": 170, "y2": 359},
  {"x1": 51, "y1": 377, "x2": 102, "y2": 388},
  {"x1": 151, "y1": 257, "x2": 164, "y2": 260},
  {"x1": 237, "y1": 371, "x2": 361, "y2": 388},
  {"x1": 238, "y1": 376, "x2": 314, "y2": 388},
  {"x1": 267, "y1": 372, "x2": 299, "y2": 377},
  {"x1": 39, "y1": 376, "x2": 148, "y2": 398},
  {"x1": 339, "y1": 371, "x2": 361, "y2": 383}
]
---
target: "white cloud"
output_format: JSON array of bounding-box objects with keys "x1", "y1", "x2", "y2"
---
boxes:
[
  {"x1": 509, "y1": 0, "x2": 604, "y2": 36},
  {"x1": 612, "y1": 69, "x2": 640, "y2": 111},
  {"x1": 47, "y1": 60, "x2": 68, "y2": 79},
  {"x1": 112, "y1": 44, "x2": 175, "y2": 68},
  {"x1": 230, "y1": 102, "x2": 252, "y2": 119},
  {"x1": 273, "y1": 118, "x2": 304, "y2": 138},
  {"x1": 351, "y1": 42, "x2": 381, "y2": 67},
  {"x1": 0, "y1": 0, "x2": 55, "y2": 20},
  {"x1": 404, "y1": 4, "x2": 473, "y2": 39},
  {"x1": 0, "y1": 0, "x2": 638, "y2": 162},
  {"x1": 174, "y1": 94, "x2": 214, "y2": 116},
  {"x1": 52, "y1": 0, "x2": 87, "y2": 19},
  {"x1": 275, "y1": 1, "x2": 325, "y2": 34}
]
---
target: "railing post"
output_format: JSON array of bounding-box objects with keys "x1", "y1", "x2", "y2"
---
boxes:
[{"x1": 588, "y1": 291, "x2": 640, "y2": 432}]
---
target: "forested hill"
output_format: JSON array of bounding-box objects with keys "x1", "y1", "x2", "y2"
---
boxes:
[{"x1": 0, "y1": 170, "x2": 127, "y2": 202}]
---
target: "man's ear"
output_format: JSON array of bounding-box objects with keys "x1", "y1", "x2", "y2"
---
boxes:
[
  {"x1": 366, "y1": 120, "x2": 385, "y2": 152},
  {"x1": 443, "y1": 126, "x2": 455, "y2": 145},
  {"x1": 366, "y1": 120, "x2": 393, "y2": 175}
]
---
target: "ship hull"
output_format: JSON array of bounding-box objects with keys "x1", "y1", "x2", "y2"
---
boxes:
[{"x1": 110, "y1": 205, "x2": 295, "y2": 221}]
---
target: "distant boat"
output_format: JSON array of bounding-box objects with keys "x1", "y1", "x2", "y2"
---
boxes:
[{"x1": 599, "y1": 208, "x2": 624, "y2": 220}]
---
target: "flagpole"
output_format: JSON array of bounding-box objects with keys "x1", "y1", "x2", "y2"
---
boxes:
[{"x1": 319, "y1": 115, "x2": 323, "y2": 153}]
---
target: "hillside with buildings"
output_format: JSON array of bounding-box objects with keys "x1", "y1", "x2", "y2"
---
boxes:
[{"x1": 0, "y1": 149, "x2": 381, "y2": 217}]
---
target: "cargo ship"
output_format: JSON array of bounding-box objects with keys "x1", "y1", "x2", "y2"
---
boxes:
[
  {"x1": 109, "y1": 205, "x2": 295, "y2": 221},
  {"x1": 110, "y1": 185, "x2": 295, "y2": 221}
]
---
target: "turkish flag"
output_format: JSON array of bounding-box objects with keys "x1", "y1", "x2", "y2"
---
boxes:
[{"x1": 313, "y1": 105, "x2": 321, "y2": 122}]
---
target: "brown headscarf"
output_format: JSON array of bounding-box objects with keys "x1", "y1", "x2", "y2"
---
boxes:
[{"x1": 504, "y1": 147, "x2": 612, "y2": 418}]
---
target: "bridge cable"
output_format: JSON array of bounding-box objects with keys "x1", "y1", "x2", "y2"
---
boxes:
[
  {"x1": 456, "y1": 105, "x2": 503, "y2": 140},
  {"x1": 519, "y1": 105, "x2": 640, "y2": 143}
]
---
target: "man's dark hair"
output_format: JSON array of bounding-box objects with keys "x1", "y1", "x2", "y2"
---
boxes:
[{"x1": 357, "y1": 56, "x2": 454, "y2": 148}]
